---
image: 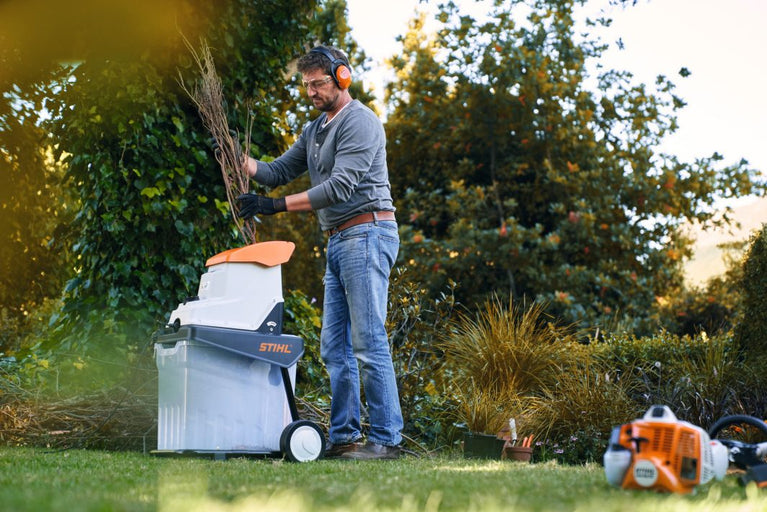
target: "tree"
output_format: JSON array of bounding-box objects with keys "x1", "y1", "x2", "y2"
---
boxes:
[{"x1": 385, "y1": 0, "x2": 765, "y2": 333}]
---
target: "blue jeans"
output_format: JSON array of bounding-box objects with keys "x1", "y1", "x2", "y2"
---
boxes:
[{"x1": 321, "y1": 220, "x2": 403, "y2": 446}]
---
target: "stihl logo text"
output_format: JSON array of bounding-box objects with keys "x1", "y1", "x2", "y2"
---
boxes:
[{"x1": 259, "y1": 342, "x2": 292, "y2": 354}]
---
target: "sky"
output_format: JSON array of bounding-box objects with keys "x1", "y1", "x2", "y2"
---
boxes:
[{"x1": 346, "y1": 0, "x2": 767, "y2": 194}]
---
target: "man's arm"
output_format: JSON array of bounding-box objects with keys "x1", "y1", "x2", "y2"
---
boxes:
[
  {"x1": 242, "y1": 156, "x2": 312, "y2": 213},
  {"x1": 285, "y1": 192, "x2": 312, "y2": 212}
]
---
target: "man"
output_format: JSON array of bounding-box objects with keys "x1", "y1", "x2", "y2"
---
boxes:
[{"x1": 236, "y1": 45, "x2": 403, "y2": 460}]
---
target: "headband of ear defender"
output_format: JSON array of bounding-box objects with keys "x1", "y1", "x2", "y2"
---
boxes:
[{"x1": 310, "y1": 47, "x2": 352, "y2": 90}]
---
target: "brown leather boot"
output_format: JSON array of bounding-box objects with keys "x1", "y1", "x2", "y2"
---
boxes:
[
  {"x1": 323, "y1": 441, "x2": 363, "y2": 459},
  {"x1": 340, "y1": 441, "x2": 401, "y2": 460}
]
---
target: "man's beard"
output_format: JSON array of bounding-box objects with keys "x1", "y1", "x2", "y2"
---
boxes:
[{"x1": 313, "y1": 94, "x2": 338, "y2": 112}]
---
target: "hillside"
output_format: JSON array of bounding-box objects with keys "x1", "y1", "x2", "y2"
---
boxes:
[{"x1": 684, "y1": 196, "x2": 767, "y2": 287}]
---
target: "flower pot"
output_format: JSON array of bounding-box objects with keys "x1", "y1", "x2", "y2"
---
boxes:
[
  {"x1": 502, "y1": 444, "x2": 532, "y2": 462},
  {"x1": 463, "y1": 432, "x2": 505, "y2": 459}
]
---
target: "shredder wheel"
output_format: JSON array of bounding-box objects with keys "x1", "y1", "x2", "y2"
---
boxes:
[{"x1": 280, "y1": 420, "x2": 325, "y2": 462}]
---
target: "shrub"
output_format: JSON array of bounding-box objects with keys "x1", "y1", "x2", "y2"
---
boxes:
[
  {"x1": 387, "y1": 267, "x2": 457, "y2": 448},
  {"x1": 593, "y1": 331, "x2": 752, "y2": 428},
  {"x1": 285, "y1": 270, "x2": 459, "y2": 450},
  {"x1": 736, "y1": 224, "x2": 767, "y2": 355},
  {"x1": 0, "y1": 298, "x2": 80, "y2": 392},
  {"x1": 532, "y1": 425, "x2": 608, "y2": 465},
  {"x1": 659, "y1": 278, "x2": 740, "y2": 338},
  {"x1": 438, "y1": 295, "x2": 647, "y2": 462},
  {"x1": 283, "y1": 289, "x2": 327, "y2": 401},
  {"x1": 437, "y1": 289, "x2": 766, "y2": 464}
]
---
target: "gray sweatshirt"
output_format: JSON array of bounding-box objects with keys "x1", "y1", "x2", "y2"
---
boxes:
[{"x1": 254, "y1": 100, "x2": 395, "y2": 231}]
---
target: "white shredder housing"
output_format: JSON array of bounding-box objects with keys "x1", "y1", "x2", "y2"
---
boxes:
[{"x1": 168, "y1": 240, "x2": 295, "y2": 331}]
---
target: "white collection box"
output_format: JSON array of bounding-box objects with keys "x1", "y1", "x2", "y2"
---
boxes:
[{"x1": 155, "y1": 338, "x2": 295, "y2": 452}]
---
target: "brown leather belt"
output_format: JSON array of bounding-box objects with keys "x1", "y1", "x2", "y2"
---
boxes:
[{"x1": 326, "y1": 211, "x2": 396, "y2": 236}]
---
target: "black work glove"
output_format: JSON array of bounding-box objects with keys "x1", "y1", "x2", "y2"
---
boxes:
[{"x1": 236, "y1": 193, "x2": 287, "y2": 218}]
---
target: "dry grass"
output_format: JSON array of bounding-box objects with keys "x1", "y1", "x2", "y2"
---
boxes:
[
  {"x1": 178, "y1": 37, "x2": 257, "y2": 244},
  {"x1": 523, "y1": 361, "x2": 641, "y2": 440},
  {"x1": 442, "y1": 296, "x2": 571, "y2": 397},
  {"x1": 440, "y1": 295, "x2": 579, "y2": 434}
]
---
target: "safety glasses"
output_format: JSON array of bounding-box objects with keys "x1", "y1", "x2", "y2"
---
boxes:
[{"x1": 302, "y1": 76, "x2": 334, "y2": 90}]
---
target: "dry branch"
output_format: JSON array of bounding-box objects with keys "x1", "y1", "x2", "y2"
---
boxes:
[
  {"x1": 178, "y1": 36, "x2": 257, "y2": 244},
  {"x1": 0, "y1": 389, "x2": 158, "y2": 451}
]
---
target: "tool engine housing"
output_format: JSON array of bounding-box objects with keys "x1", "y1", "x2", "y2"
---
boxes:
[{"x1": 604, "y1": 405, "x2": 728, "y2": 493}]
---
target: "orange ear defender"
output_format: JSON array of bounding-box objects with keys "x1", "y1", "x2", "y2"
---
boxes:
[{"x1": 310, "y1": 47, "x2": 352, "y2": 90}]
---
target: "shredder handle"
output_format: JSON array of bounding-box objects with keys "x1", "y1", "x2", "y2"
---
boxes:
[{"x1": 281, "y1": 367, "x2": 300, "y2": 422}]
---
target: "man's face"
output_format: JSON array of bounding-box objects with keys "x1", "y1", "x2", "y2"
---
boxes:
[{"x1": 302, "y1": 68, "x2": 340, "y2": 112}]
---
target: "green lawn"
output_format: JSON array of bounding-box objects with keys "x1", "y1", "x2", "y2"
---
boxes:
[{"x1": 1, "y1": 447, "x2": 764, "y2": 511}]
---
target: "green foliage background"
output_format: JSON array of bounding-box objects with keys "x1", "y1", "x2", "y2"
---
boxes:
[
  {"x1": 385, "y1": 0, "x2": 765, "y2": 333},
  {"x1": 0, "y1": 63, "x2": 74, "y2": 353},
  {"x1": 3, "y1": 0, "x2": 763, "y2": 360}
]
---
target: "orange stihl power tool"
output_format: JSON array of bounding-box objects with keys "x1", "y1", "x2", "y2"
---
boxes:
[{"x1": 603, "y1": 405, "x2": 728, "y2": 493}]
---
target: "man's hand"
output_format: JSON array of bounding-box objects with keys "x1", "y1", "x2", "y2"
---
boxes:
[{"x1": 236, "y1": 193, "x2": 287, "y2": 218}]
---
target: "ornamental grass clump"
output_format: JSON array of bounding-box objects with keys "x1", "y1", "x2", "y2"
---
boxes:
[
  {"x1": 441, "y1": 295, "x2": 577, "y2": 434},
  {"x1": 453, "y1": 383, "x2": 510, "y2": 435},
  {"x1": 178, "y1": 37, "x2": 257, "y2": 244},
  {"x1": 526, "y1": 358, "x2": 644, "y2": 443},
  {"x1": 443, "y1": 296, "x2": 571, "y2": 397}
]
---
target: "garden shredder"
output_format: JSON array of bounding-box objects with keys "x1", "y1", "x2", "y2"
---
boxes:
[{"x1": 152, "y1": 240, "x2": 325, "y2": 462}]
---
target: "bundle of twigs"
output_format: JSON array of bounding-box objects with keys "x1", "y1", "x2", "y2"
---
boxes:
[
  {"x1": 178, "y1": 37, "x2": 257, "y2": 244},
  {"x1": 0, "y1": 388, "x2": 158, "y2": 451}
]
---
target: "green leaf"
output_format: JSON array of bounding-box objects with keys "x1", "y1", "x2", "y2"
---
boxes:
[
  {"x1": 140, "y1": 187, "x2": 161, "y2": 198},
  {"x1": 171, "y1": 116, "x2": 184, "y2": 133}
]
